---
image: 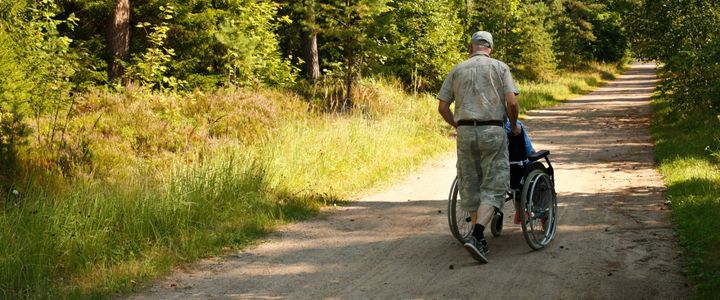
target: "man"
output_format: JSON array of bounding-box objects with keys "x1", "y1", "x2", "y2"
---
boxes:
[{"x1": 437, "y1": 31, "x2": 521, "y2": 263}]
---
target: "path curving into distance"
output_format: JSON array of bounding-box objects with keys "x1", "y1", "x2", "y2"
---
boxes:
[{"x1": 128, "y1": 63, "x2": 689, "y2": 299}]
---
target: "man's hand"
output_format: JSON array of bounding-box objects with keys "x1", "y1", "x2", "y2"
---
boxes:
[{"x1": 511, "y1": 124, "x2": 522, "y2": 136}]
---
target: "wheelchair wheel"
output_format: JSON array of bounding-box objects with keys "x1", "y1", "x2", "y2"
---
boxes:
[
  {"x1": 448, "y1": 177, "x2": 473, "y2": 243},
  {"x1": 519, "y1": 169, "x2": 557, "y2": 250},
  {"x1": 490, "y1": 209, "x2": 503, "y2": 237}
]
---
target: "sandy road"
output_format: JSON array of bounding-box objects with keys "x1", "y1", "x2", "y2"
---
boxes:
[{"x1": 127, "y1": 63, "x2": 690, "y2": 299}]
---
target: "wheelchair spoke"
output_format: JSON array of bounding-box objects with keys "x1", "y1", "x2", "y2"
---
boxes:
[
  {"x1": 520, "y1": 169, "x2": 558, "y2": 250},
  {"x1": 448, "y1": 177, "x2": 473, "y2": 243}
]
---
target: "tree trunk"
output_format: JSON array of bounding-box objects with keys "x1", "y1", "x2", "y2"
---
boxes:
[
  {"x1": 342, "y1": 0, "x2": 353, "y2": 111},
  {"x1": 301, "y1": 1, "x2": 320, "y2": 81},
  {"x1": 343, "y1": 50, "x2": 353, "y2": 112},
  {"x1": 108, "y1": 0, "x2": 130, "y2": 80},
  {"x1": 465, "y1": 0, "x2": 470, "y2": 32}
]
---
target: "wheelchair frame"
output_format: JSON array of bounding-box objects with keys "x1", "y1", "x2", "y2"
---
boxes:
[{"x1": 447, "y1": 148, "x2": 558, "y2": 251}]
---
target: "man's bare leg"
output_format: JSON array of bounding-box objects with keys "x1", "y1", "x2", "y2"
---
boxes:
[
  {"x1": 469, "y1": 204, "x2": 494, "y2": 235},
  {"x1": 476, "y1": 204, "x2": 495, "y2": 228}
]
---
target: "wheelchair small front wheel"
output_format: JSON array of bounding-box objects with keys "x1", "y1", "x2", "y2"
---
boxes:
[
  {"x1": 490, "y1": 209, "x2": 503, "y2": 237},
  {"x1": 519, "y1": 169, "x2": 557, "y2": 250},
  {"x1": 447, "y1": 177, "x2": 473, "y2": 243}
]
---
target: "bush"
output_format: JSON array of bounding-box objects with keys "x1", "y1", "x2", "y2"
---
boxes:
[
  {"x1": 0, "y1": 29, "x2": 32, "y2": 182},
  {"x1": 628, "y1": 0, "x2": 720, "y2": 114},
  {"x1": 369, "y1": 0, "x2": 464, "y2": 92},
  {"x1": 0, "y1": 0, "x2": 79, "y2": 182},
  {"x1": 507, "y1": 2, "x2": 557, "y2": 80}
]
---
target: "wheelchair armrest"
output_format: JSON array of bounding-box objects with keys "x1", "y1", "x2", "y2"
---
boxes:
[{"x1": 528, "y1": 150, "x2": 550, "y2": 161}]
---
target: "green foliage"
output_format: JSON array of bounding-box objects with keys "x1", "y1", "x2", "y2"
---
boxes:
[
  {"x1": 464, "y1": 0, "x2": 559, "y2": 79},
  {"x1": 318, "y1": 0, "x2": 390, "y2": 95},
  {"x1": 125, "y1": 0, "x2": 297, "y2": 89},
  {"x1": 466, "y1": 0, "x2": 519, "y2": 61},
  {"x1": 627, "y1": 0, "x2": 720, "y2": 114},
  {"x1": 0, "y1": 79, "x2": 457, "y2": 298},
  {"x1": 21, "y1": 0, "x2": 78, "y2": 115},
  {"x1": 0, "y1": 0, "x2": 80, "y2": 181},
  {"x1": 0, "y1": 25, "x2": 32, "y2": 181},
  {"x1": 215, "y1": 1, "x2": 297, "y2": 87},
  {"x1": 652, "y1": 97, "x2": 720, "y2": 298},
  {"x1": 590, "y1": 8, "x2": 628, "y2": 63},
  {"x1": 125, "y1": 5, "x2": 184, "y2": 91},
  {"x1": 56, "y1": 0, "x2": 635, "y2": 92},
  {"x1": 549, "y1": 0, "x2": 597, "y2": 68},
  {"x1": 61, "y1": 0, "x2": 298, "y2": 89},
  {"x1": 53, "y1": 0, "x2": 110, "y2": 88},
  {"x1": 370, "y1": 0, "x2": 464, "y2": 92},
  {"x1": 628, "y1": 1, "x2": 720, "y2": 294},
  {"x1": 507, "y1": 2, "x2": 557, "y2": 80},
  {"x1": 453, "y1": 0, "x2": 627, "y2": 79}
]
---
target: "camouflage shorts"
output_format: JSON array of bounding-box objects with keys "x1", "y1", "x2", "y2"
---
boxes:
[{"x1": 456, "y1": 125, "x2": 509, "y2": 211}]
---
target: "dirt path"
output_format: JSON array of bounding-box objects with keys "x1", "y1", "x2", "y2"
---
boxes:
[{"x1": 127, "y1": 63, "x2": 689, "y2": 299}]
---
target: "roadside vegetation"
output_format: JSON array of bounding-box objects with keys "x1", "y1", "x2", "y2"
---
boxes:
[
  {"x1": 629, "y1": 0, "x2": 720, "y2": 297},
  {"x1": 1, "y1": 0, "x2": 631, "y2": 298},
  {"x1": 0, "y1": 69, "x2": 620, "y2": 299},
  {"x1": 651, "y1": 99, "x2": 720, "y2": 298}
]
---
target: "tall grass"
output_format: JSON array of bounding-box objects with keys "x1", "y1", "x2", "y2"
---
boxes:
[
  {"x1": 651, "y1": 98, "x2": 720, "y2": 298},
  {"x1": 262, "y1": 80, "x2": 452, "y2": 197},
  {"x1": 1, "y1": 152, "x2": 322, "y2": 298},
  {"x1": 0, "y1": 64, "x2": 619, "y2": 299}
]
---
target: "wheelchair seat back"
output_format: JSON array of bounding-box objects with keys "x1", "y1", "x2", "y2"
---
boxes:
[{"x1": 508, "y1": 129, "x2": 529, "y2": 190}]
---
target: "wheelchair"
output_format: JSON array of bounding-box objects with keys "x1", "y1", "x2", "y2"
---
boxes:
[{"x1": 447, "y1": 127, "x2": 557, "y2": 250}]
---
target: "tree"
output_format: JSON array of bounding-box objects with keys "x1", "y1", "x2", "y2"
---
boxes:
[
  {"x1": 319, "y1": 0, "x2": 389, "y2": 110},
  {"x1": 548, "y1": 0, "x2": 599, "y2": 68},
  {"x1": 214, "y1": 0, "x2": 297, "y2": 87},
  {"x1": 300, "y1": 0, "x2": 320, "y2": 81},
  {"x1": 0, "y1": 15, "x2": 32, "y2": 179},
  {"x1": 108, "y1": 0, "x2": 130, "y2": 79},
  {"x1": 627, "y1": 0, "x2": 720, "y2": 113},
  {"x1": 370, "y1": 0, "x2": 464, "y2": 92},
  {"x1": 508, "y1": 2, "x2": 557, "y2": 79},
  {"x1": 0, "y1": 0, "x2": 78, "y2": 178},
  {"x1": 467, "y1": 0, "x2": 520, "y2": 62}
]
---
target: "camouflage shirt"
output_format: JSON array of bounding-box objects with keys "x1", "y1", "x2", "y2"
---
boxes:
[{"x1": 437, "y1": 53, "x2": 519, "y2": 122}]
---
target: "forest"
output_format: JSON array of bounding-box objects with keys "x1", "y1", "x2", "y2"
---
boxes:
[
  {"x1": 0, "y1": 0, "x2": 718, "y2": 298},
  {"x1": 0, "y1": 0, "x2": 633, "y2": 179}
]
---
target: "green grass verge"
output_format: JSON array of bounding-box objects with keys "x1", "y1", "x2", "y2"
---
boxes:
[
  {"x1": 651, "y1": 98, "x2": 720, "y2": 298},
  {"x1": 0, "y1": 64, "x2": 620, "y2": 299}
]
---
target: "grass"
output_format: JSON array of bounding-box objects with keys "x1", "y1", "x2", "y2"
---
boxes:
[
  {"x1": 0, "y1": 64, "x2": 620, "y2": 299},
  {"x1": 651, "y1": 98, "x2": 720, "y2": 298},
  {"x1": 1, "y1": 153, "x2": 324, "y2": 298}
]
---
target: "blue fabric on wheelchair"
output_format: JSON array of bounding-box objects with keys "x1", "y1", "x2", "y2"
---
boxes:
[{"x1": 504, "y1": 120, "x2": 534, "y2": 156}]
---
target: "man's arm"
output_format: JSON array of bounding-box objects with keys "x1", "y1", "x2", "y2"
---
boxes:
[
  {"x1": 438, "y1": 100, "x2": 457, "y2": 128},
  {"x1": 505, "y1": 92, "x2": 521, "y2": 135}
]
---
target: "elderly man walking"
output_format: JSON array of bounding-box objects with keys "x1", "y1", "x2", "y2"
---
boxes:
[{"x1": 437, "y1": 31, "x2": 521, "y2": 263}]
